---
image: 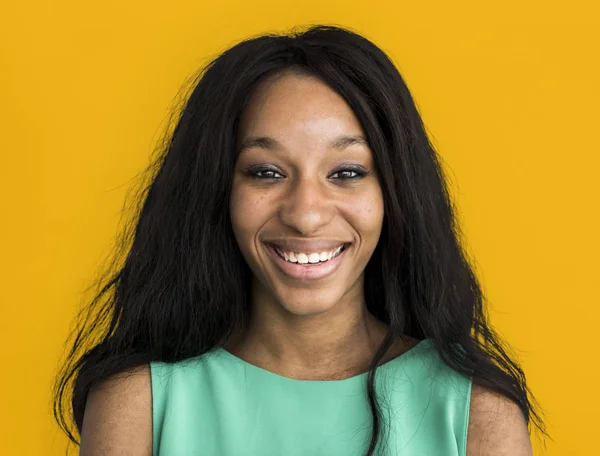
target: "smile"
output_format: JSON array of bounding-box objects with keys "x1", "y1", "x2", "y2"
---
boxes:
[
  {"x1": 273, "y1": 244, "x2": 347, "y2": 265},
  {"x1": 264, "y1": 242, "x2": 350, "y2": 280}
]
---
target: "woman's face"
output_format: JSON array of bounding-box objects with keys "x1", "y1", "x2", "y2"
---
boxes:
[{"x1": 230, "y1": 71, "x2": 384, "y2": 317}]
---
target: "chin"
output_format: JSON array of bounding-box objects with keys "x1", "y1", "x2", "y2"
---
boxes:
[{"x1": 274, "y1": 289, "x2": 345, "y2": 317}]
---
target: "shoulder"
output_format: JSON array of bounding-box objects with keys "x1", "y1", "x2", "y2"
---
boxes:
[
  {"x1": 80, "y1": 364, "x2": 152, "y2": 456},
  {"x1": 467, "y1": 383, "x2": 532, "y2": 456}
]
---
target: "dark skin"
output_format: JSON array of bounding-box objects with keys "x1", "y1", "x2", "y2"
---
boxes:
[
  {"x1": 227, "y1": 70, "x2": 391, "y2": 380},
  {"x1": 79, "y1": 71, "x2": 533, "y2": 455}
]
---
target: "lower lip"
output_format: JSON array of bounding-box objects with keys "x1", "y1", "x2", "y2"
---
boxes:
[{"x1": 265, "y1": 243, "x2": 348, "y2": 281}]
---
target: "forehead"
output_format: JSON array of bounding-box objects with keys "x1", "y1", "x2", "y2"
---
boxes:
[{"x1": 237, "y1": 71, "x2": 365, "y2": 142}]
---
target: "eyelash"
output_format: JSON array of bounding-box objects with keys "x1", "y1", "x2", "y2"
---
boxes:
[{"x1": 246, "y1": 166, "x2": 368, "y2": 181}]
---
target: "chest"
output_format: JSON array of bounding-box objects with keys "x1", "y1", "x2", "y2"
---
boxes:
[{"x1": 154, "y1": 381, "x2": 467, "y2": 456}]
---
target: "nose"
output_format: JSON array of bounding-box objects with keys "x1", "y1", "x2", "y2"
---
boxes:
[{"x1": 278, "y1": 176, "x2": 335, "y2": 236}]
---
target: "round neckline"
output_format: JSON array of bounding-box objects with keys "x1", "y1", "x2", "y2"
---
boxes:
[{"x1": 214, "y1": 338, "x2": 430, "y2": 383}]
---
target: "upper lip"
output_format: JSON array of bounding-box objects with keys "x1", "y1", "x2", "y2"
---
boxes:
[{"x1": 264, "y1": 239, "x2": 351, "y2": 253}]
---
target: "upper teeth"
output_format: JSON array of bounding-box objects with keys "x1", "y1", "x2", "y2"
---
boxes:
[{"x1": 275, "y1": 245, "x2": 345, "y2": 264}]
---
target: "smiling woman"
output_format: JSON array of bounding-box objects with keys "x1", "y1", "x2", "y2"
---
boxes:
[
  {"x1": 53, "y1": 25, "x2": 545, "y2": 456},
  {"x1": 230, "y1": 71, "x2": 384, "y2": 308}
]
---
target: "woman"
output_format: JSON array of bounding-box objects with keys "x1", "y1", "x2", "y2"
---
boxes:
[{"x1": 53, "y1": 25, "x2": 545, "y2": 455}]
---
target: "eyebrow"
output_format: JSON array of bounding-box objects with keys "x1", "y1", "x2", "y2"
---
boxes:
[{"x1": 237, "y1": 135, "x2": 369, "y2": 154}]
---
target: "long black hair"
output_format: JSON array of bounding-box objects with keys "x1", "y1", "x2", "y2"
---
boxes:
[{"x1": 53, "y1": 24, "x2": 546, "y2": 455}]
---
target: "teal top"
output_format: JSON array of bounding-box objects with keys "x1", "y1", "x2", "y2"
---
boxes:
[{"x1": 150, "y1": 338, "x2": 472, "y2": 456}]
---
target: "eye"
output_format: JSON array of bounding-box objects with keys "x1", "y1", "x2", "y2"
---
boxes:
[
  {"x1": 329, "y1": 167, "x2": 368, "y2": 180},
  {"x1": 246, "y1": 167, "x2": 285, "y2": 180}
]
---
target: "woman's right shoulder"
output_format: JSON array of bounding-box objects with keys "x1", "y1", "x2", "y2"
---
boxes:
[{"x1": 80, "y1": 364, "x2": 153, "y2": 456}]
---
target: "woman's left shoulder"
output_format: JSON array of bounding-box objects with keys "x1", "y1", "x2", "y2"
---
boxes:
[{"x1": 467, "y1": 383, "x2": 533, "y2": 456}]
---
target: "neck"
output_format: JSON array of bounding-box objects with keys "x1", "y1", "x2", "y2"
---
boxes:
[{"x1": 224, "y1": 289, "x2": 394, "y2": 380}]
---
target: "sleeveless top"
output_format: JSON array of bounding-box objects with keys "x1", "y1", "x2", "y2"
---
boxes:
[{"x1": 150, "y1": 338, "x2": 472, "y2": 456}]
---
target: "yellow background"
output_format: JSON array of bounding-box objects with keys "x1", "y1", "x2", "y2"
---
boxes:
[{"x1": 1, "y1": 1, "x2": 598, "y2": 454}]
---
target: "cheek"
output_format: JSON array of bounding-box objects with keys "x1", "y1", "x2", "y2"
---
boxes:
[
  {"x1": 229, "y1": 185, "x2": 271, "y2": 242},
  {"x1": 352, "y1": 189, "x2": 385, "y2": 236}
]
